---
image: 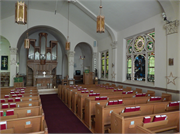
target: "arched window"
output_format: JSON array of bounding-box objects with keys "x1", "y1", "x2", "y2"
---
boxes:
[
  {"x1": 126, "y1": 31, "x2": 155, "y2": 82},
  {"x1": 101, "y1": 50, "x2": 109, "y2": 78}
]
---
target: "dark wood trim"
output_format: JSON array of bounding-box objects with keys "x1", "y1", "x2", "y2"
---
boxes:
[{"x1": 99, "y1": 79, "x2": 180, "y2": 94}]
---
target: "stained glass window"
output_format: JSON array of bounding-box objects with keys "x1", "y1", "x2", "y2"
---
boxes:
[
  {"x1": 101, "y1": 53, "x2": 105, "y2": 78},
  {"x1": 101, "y1": 51, "x2": 109, "y2": 79},
  {"x1": 148, "y1": 53, "x2": 155, "y2": 82},
  {"x1": 126, "y1": 31, "x2": 155, "y2": 82},
  {"x1": 106, "y1": 52, "x2": 109, "y2": 78},
  {"x1": 127, "y1": 57, "x2": 132, "y2": 80}
]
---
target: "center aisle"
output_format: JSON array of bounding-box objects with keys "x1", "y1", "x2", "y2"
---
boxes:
[{"x1": 40, "y1": 94, "x2": 92, "y2": 133}]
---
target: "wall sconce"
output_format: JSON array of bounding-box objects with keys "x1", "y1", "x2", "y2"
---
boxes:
[
  {"x1": 80, "y1": 56, "x2": 85, "y2": 60},
  {"x1": 162, "y1": 12, "x2": 171, "y2": 24}
]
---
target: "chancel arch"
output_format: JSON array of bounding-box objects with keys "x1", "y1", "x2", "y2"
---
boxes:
[{"x1": 16, "y1": 25, "x2": 67, "y2": 87}]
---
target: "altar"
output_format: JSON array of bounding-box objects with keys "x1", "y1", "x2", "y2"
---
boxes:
[{"x1": 34, "y1": 75, "x2": 53, "y2": 89}]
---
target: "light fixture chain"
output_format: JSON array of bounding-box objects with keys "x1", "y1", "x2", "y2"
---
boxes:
[
  {"x1": 67, "y1": 2, "x2": 70, "y2": 41},
  {"x1": 26, "y1": 0, "x2": 29, "y2": 38}
]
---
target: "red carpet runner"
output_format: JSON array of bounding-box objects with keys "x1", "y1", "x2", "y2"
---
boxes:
[{"x1": 40, "y1": 94, "x2": 92, "y2": 133}]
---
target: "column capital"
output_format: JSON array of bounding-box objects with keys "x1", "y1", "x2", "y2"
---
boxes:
[
  {"x1": 67, "y1": 51, "x2": 75, "y2": 57},
  {"x1": 164, "y1": 20, "x2": 179, "y2": 35},
  {"x1": 111, "y1": 41, "x2": 118, "y2": 49},
  {"x1": 9, "y1": 48, "x2": 18, "y2": 55}
]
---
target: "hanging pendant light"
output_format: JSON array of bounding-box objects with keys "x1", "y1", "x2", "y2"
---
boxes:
[
  {"x1": 24, "y1": 33, "x2": 30, "y2": 49},
  {"x1": 65, "y1": 2, "x2": 70, "y2": 50},
  {"x1": 24, "y1": 0, "x2": 30, "y2": 49},
  {"x1": 97, "y1": 0, "x2": 105, "y2": 33},
  {"x1": 15, "y1": 1, "x2": 27, "y2": 25}
]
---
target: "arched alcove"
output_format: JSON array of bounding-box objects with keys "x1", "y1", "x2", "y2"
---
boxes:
[
  {"x1": 0, "y1": 36, "x2": 11, "y2": 87},
  {"x1": 16, "y1": 26, "x2": 68, "y2": 86},
  {"x1": 16, "y1": 25, "x2": 67, "y2": 74},
  {"x1": 74, "y1": 42, "x2": 93, "y2": 75}
]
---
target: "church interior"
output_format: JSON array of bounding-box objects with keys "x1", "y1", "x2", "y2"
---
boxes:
[{"x1": 0, "y1": 0, "x2": 180, "y2": 133}]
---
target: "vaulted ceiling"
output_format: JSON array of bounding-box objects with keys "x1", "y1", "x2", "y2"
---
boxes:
[{"x1": 1, "y1": 0, "x2": 163, "y2": 40}]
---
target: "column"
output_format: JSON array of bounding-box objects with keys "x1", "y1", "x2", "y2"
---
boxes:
[
  {"x1": 164, "y1": 20, "x2": 179, "y2": 90},
  {"x1": 67, "y1": 51, "x2": 75, "y2": 84},
  {"x1": 93, "y1": 52, "x2": 97, "y2": 72},
  {"x1": 9, "y1": 47, "x2": 18, "y2": 87},
  {"x1": 110, "y1": 41, "x2": 117, "y2": 81}
]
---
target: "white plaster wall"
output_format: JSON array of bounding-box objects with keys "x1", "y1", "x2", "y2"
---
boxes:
[
  {"x1": 120, "y1": 14, "x2": 167, "y2": 88},
  {"x1": 98, "y1": 14, "x2": 168, "y2": 89},
  {"x1": 74, "y1": 46, "x2": 83, "y2": 75},
  {"x1": 1, "y1": 8, "x2": 97, "y2": 57},
  {"x1": 1, "y1": 9, "x2": 97, "y2": 82},
  {"x1": 97, "y1": 36, "x2": 112, "y2": 80}
]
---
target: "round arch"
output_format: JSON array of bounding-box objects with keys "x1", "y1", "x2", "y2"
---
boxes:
[
  {"x1": 16, "y1": 25, "x2": 67, "y2": 56},
  {"x1": 74, "y1": 42, "x2": 93, "y2": 73}
]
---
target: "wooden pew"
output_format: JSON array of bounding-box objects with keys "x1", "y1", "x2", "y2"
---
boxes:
[
  {"x1": 84, "y1": 92, "x2": 157, "y2": 130},
  {"x1": 0, "y1": 113, "x2": 48, "y2": 133},
  {"x1": 0, "y1": 96, "x2": 40, "y2": 103},
  {"x1": 64, "y1": 84, "x2": 119, "y2": 105},
  {"x1": 64, "y1": 84, "x2": 114, "y2": 105},
  {"x1": 78, "y1": 88, "x2": 144, "y2": 121},
  {"x1": 0, "y1": 105, "x2": 43, "y2": 121},
  {"x1": 1, "y1": 93, "x2": 39, "y2": 98},
  {"x1": 94, "y1": 94, "x2": 173, "y2": 133},
  {"x1": 72, "y1": 88, "x2": 135, "y2": 114},
  {"x1": 111, "y1": 110, "x2": 179, "y2": 134},
  {"x1": 66, "y1": 86, "x2": 109, "y2": 108},
  {"x1": 1, "y1": 99, "x2": 41, "y2": 109}
]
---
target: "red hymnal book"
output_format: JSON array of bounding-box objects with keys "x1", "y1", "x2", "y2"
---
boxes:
[
  {"x1": 10, "y1": 103, "x2": 16, "y2": 108},
  {"x1": 0, "y1": 99, "x2": 5, "y2": 103},
  {"x1": 114, "y1": 89, "x2": 117, "y2": 92},
  {"x1": 143, "y1": 116, "x2": 151, "y2": 123},
  {"x1": 118, "y1": 99, "x2": 123, "y2": 104},
  {"x1": 127, "y1": 91, "x2": 133, "y2": 94},
  {"x1": 90, "y1": 90, "x2": 93, "y2": 93},
  {"x1": 150, "y1": 97, "x2": 156, "y2": 101},
  {"x1": 136, "y1": 93, "x2": 142, "y2": 97},
  {"x1": 12, "y1": 94, "x2": 17, "y2": 97},
  {"x1": 81, "y1": 91, "x2": 85, "y2": 93},
  {"x1": 4, "y1": 95, "x2": 9, "y2": 98},
  {"x1": 18, "y1": 94, "x2": 22, "y2": 97},
  {"x1": 0, "y1": 111, "x2": 3, "y2": 116},
  {"x1": 124, "y1": 107, "x2": 131, "y2": 112},
  {"x1": 96, "y1": 93, "x2": 100, "y2": 96},
  {"x1": 92, "y1": 93, "x2": 97, "y2": 96},
  {"x1": 135, "y1": 106, "x2": 140, "y2": 111},
  {"x1": 10, "y1": 92, "x2": 15, "y2": 94},
  {"x1": 15, "y1": 97, "x2": 20, "y2": 102},
  {"x1": 15, "y1": 91, "x2": 19, "y2": 94},
  {"x1": 153, "y1": 115, "x2": 162, "y2": 122},
  {"x1": 169, "y1": 101, "x2": 179, "y2": 107},
  {"x1": 8, "y1": 98, "x2": 13, "y2": 102},
  {"x1": 122, "y1": 91, "x2": 126, "y2": 94},
  {"x1": 108, "y1": 101, "x2": 114, "y2": 105},
  {"x1": 118, "y1": 89, "x2": 123, "y2": 91},
  {"x1": 89, "y1": 93, "x2": 93, "y2": 96},
  {"x1": 6, "y1": 109, "x2": 14, "y2": 116},
  {"x1": 95, "y1": 97, "x2": 100, "y2": 101},
  {"x1": 142, "y1": 93, "x2": 146, "y2": 96},
  {"x1": 21, "y1": 91, "x2": 25, "y2": 94},
  {"x1": 85, "y1": 91, "x2": 89, "y2": 93},
  {"x1": 113, "y1": 100, "x2": 118, "y2": 105},
  {"x1": 2, "y1": 103, "x2": 8, "y2": 109},
  {"x1": 0, "y1": 121, "x2": 7, "y2": 130}
]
